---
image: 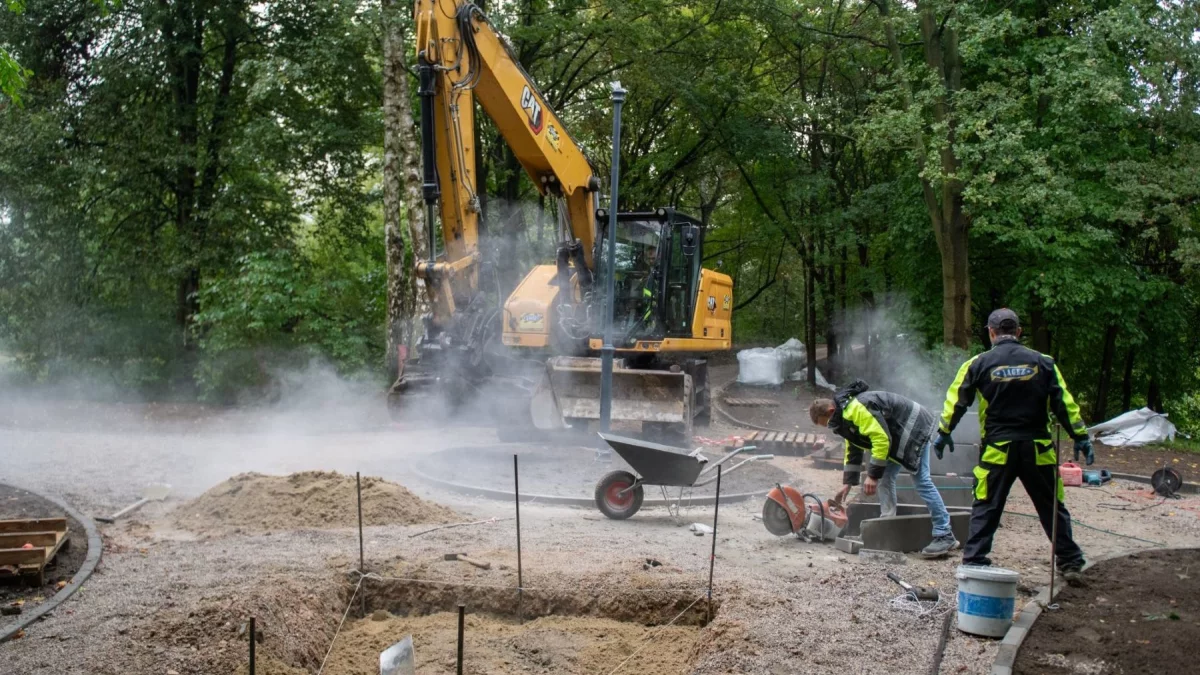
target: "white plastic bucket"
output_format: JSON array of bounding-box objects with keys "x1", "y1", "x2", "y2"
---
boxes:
[{"x1": 955, "y1": 565, "x2": 1019, "y2": 637}]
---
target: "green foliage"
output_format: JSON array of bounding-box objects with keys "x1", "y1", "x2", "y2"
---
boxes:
[
  {"x1": 2, "y1": 0, "x2": 1199, "y2": 413},
  {"x1": 193, "y1": 244, "x2": 385, "y2": 402}
]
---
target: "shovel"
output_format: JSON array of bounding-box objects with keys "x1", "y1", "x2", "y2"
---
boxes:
[
  {"x1": 95, "y1": 484, "x2": 171, "y2": 523},
  {"x1": 380, "y1": 635, "x2": 416, "y2": 675}
]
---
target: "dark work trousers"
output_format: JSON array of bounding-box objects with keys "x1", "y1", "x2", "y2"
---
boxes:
[{"x1": 962, "y1": 440, "x2": 1084, "y2": 568}]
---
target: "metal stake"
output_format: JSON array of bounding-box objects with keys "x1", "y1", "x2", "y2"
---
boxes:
[
  {"x1": 249, "y1": 616, "x2": 256, "y2": 675},
  {"x1": 706, "y1": 465, "x2": 721, "y2": 623},
  {"x1": 456, "y1": 604, "x2": 466, "y2": 675},
  {"x1": 357, "y1": 472, "x2": 366, "y2": 617},
  {"x1": 514, "y1": 454, "x2": 524, "y2": 624},
  {"x1": 599, "y1": 81, "x2": 627, "y2": 433},
  {"x1": 1048, "y1": 425, "x2": 1060, "y2": 602}
]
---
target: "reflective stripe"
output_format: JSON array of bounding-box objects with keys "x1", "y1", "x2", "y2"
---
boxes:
[
  {"x1": 978, "y1": 396, "x2": 988, "y2": 440},
  {"x1": 1057, "y1": 476, "x2": 1065, "y2": 502},
  {"x1": 1035, "y1": 440, "x2": 1057, "y2": 466},
  {"x1": 1054, "y1": 365, "x2": 1086, "y2": 433},
  {"x1": 844, "y1": 399, "x2": 891, "y2": 464},
  {"x1": 973, "y1": 465, "x2": 989, "y2": 500},
  {"x1": 895, "y1": 404, "x2": 919, "y2": 461},
  {"x1": 981, "y1": 442, "x2": 1009, "y2": 465},
  {"x1": 940, "y1": 356, "x2": 979, "y2": 433}
]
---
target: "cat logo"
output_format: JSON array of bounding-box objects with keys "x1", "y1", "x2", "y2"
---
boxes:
[
  {"x1": 546, "y1": 125, "x2": 561, "y2": 151},
  {"x1": 991, "y1": 365, "x2": 1039, "y2": 382},
  {"x1": 520, "y1": 85, "x2": 544, "y2": 133},
  {"x1": 517, "y1": 312, "x2": 545, "y2": 331},
  {"x1": 707, "y1": 296, "x2": 717, "y2": 311},
  {"x1": 722, "y1": 294, "x2": 731, "y2": 310}
]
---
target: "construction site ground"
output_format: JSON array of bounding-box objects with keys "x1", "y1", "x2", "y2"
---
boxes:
[{"x1": 3, "y1": 369, "x2": 1199, "y2": 674}]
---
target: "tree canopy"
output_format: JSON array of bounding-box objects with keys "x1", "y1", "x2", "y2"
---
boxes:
[{"x1": 2, "y1": 0, "x2": 1199, "y2": 427}]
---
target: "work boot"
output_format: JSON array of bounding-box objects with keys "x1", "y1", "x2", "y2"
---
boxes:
[
  {"x1": 962, "y1": 556, "x2": 993, "y2": 567},
  {"x1": 1059, "y1": 563, "x2": 1085, "y2": 586},
  {"x1": 919, "y1": 534, "x2": 959, "y2": 559}
]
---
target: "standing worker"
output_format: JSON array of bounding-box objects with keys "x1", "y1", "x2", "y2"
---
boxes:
[
  {"x1": 810, "y1": 381, "x2": 959, "y2": 559},
  {"x1": 934, "y1": 308, "x2": 1094, "y2": 582}
]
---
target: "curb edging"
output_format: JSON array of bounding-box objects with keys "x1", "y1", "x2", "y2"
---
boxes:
[
  {"x1": 412, "y1": 466, "x2": 766, "y2": 509},
  {"x1": 0, "y1": 485, "x2": 103, "y2": 643}
]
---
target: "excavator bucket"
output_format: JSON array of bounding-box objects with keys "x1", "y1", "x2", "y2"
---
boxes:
[{"x1": 532, "y1": 356, "x2": 694, "y2": 437}]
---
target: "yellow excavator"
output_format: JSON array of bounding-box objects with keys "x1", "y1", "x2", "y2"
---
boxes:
[{"x1": 391, "y1": 0, "x2": 733, "y2": 440}]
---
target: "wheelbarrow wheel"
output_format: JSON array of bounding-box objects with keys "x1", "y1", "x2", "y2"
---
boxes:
[{"x1": 595, "y1": 470, "x2": 644, "y2": 520}]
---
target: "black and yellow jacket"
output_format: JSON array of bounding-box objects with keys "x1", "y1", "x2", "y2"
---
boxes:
[
  {"x1": 829, "y1": 382, "x2": 937, "y2": 486},
  {"x1": 939, "y1": 337, "x2": 1088, "y2": 453}
]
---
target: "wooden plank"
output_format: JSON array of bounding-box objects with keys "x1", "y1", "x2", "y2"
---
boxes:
[
  {"x1": 786, "y1": 432, "x2": 798, "y2": 444},
  {"x1": 0, "y1": 547, "x2": 46, "y2": 567},
  {"x1": 0, "y1": 518, "x2": 67, "y2": 534},
  {"x1": 0, "y1": 531, "x2": 60, "y2": 549}
]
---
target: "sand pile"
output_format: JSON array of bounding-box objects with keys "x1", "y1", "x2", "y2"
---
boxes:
[{"x1": 174, "y1": 471, "x2": 460, "y2": 533}]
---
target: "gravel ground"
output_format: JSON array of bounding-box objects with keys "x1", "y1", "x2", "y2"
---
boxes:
[{"x1": 2, "y1": 372, "x2": 1199, "y2": 675}]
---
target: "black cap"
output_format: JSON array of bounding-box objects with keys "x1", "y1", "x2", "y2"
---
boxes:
[{"x1": 987, "y1": 308, "x2": 1020, "y2": 331}]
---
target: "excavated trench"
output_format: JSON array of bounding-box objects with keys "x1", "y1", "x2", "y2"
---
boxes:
[{"x1": 310, "y1": 574, "x2": 719, "y2": 674}]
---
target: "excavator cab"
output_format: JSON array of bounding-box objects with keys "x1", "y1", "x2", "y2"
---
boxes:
[{"x1": 596, "y1": 208, "x2": 705, "y2": 346}]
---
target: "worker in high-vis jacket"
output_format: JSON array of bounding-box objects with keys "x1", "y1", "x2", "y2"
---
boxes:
[
  {"x1": 934, "y1": 308, "x2": 1093, "y2": 583},
  {"x1": 810, "y1": 381, "x2": 959, "y2": 559}
]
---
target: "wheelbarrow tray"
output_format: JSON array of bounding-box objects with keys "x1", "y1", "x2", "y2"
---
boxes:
[{"x1": 598, "y1": 433, "x2": 705, "y2": 487}]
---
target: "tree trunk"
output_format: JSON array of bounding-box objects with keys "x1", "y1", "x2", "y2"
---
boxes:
[
  {"x1": 805, "y1": 261, "x2": 817, "y2": 387},
  {"x1": 1028, "y1": 300, "x2": 1052, "y2": 354},
  {"x1": 382, "y1": 0, "x2": 429, "y2": 371},
  {"x1": 1121, "y1": 346, "x2": 1135, "y2": 412},
  {"x1": 878, "y1": 0, "x2": 971, "y2": 348},
  {"x1": 919, "y1": 7, "x2": 970, "y2": 348},
  {"x1": 1094, "y1": 324, "x2": 1118, "y2": 421},
  {"x1": 1147, "y1": 376, "x2": 1161, "y2": 413}
]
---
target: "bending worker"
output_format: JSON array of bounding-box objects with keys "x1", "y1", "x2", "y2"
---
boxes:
[
  {"x1": 934, "y1": 308, "x2": 1093, "y2": 583},
  {"x1": 810, "y1": 381, "x2": 958, "y2": 559}
]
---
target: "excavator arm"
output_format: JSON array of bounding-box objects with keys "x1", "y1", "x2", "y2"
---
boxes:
[{"x1": 413, "y1": 0, "x2": 598, "y2": 327}]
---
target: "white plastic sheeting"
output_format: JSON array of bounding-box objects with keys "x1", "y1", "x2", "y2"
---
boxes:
[
  {"x1": 736, "y1": 338, "x2": 837, "y2": 390},
  {"x1": 737, "y1": 347, "x2": 785, "y2": 386},
  {"x1": 776, "y1": 338, "x2": 807, "y2": 376},
  {"x1": 1088, "y1": 407, "x2": 1177, "y2": 447}
]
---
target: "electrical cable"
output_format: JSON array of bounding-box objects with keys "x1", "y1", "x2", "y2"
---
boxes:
[{"x1": 1002, "y1": 510, "x2": 1166, "y2": 547}]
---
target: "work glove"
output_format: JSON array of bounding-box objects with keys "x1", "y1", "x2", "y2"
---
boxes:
[
  {"x1": 932, "y1": 432, "x2": 953, "y2": 461},
  {"x1": 1074, "y1": 438, "x2": 1095, "y2": 466}
]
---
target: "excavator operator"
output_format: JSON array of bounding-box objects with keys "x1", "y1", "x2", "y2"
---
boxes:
[{"x1": 625, "y1": 243, "x2": 663, "y2": 345}]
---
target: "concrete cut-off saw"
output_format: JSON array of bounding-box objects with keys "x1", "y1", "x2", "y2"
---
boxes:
[{"x1": 762, "y1": 484, "x2": 848, "y2": 543}]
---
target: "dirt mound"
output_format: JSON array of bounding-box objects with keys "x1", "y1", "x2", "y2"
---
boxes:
[{"x1": 174, "y1": 471, "x2": 460, "y2": 533}]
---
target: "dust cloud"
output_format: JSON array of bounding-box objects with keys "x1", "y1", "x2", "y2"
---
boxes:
[
  {"x1": 0, "y1": 348, "x2": 499, "y2": 509},
  {"x1": 827, "y1": 298, "x2": 979, "y2": 438}
]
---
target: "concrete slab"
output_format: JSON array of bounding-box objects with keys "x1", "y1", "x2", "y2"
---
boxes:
[
  {"x1": 842, "y1": 502, "x2": 971, "y2": 538},
  {"x1": 858, "y1": 548, "x2": 907, "y2": 565},
  {"x1": 834, "y1": 537, "x2": 863, "y2": 554},
  {"x1": 929, "y1": 444, "x2": 979, "y2": 479},
  {"x1": 860, "y1": 512, "x2": 971, "y2": 553},
  {"x1": 853, "y1": 473, "x2": 976, "y2": 508}
]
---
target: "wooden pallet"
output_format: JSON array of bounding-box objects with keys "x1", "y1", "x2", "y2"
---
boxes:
[
  {"x1": 0, "y1": 517, "x2": 70, "y2": 586},
  {"x1": 736, "y1": 431, "x2": 826, "y2": 457},
  {"x1": 722, "y1": 397, "x2": 780, "y2": 408}
]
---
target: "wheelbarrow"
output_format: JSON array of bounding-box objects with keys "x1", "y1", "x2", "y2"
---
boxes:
[{"x1": 594, "y1": 433, "x2": 774, "y2": 520}]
